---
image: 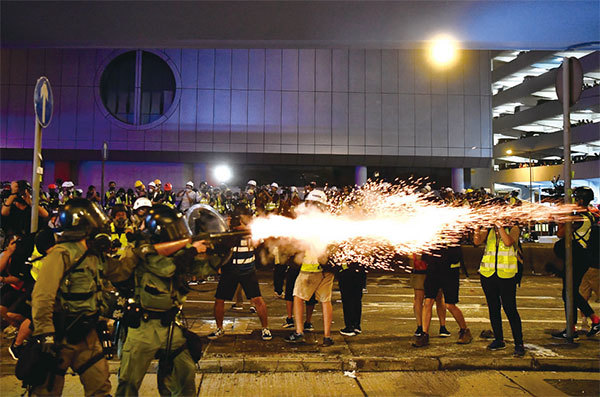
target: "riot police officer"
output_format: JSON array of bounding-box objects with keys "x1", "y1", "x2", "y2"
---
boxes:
[
  {"x1": 104, "y1": 205, "x2": 211, "y2": 396},
  {"x1": 30, "y1": 198, "x2": 113, "y2": 396}
]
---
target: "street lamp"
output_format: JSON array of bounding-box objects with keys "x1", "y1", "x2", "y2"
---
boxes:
[
  {"x1": 428, "y1": 35, "x2": 459, "y2": 68},
  {"x1": 214, "y1": 164, "x2": 232, "y2": 183}
]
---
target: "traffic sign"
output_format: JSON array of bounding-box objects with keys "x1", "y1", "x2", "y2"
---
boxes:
[
  {"x1": 555, "y1": 57, "x2": 583, "y2": 107},
  {"x1": 34, "y1": 76, "x2": 53, "y2": 127}
]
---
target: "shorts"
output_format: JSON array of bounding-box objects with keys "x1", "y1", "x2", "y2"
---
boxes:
[
  {"x1": 215, "y1": 269, "x2": 262, "y2": 301},
  {"x1": 580, "y1": 267, "x2": 600, "y2": 300},
  {"x1": 293, "y1": 271, "x2": 334, "y2": 303},
  {"x1": 410, "y1": 273, "x2": 426, "y2": 290},
  {"x1": 285, "y1": 267, "x2": 317, "y2": 305},
  {"x1": 0, "y1": 284, "x2": 29, "y2": 316},
  {"x1": 424, "y1": 268, "x2": 459, "y2": 304}
]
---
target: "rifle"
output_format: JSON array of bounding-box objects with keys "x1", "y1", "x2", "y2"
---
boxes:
[{"x1": 154, "y1": 230, "x2": 252, "y2": 257}]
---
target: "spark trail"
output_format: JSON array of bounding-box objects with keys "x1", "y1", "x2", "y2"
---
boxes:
[{"x1": 250, "y1": 181, "x2": 577, "y2": 269}]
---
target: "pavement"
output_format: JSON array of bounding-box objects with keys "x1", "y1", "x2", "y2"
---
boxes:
[{"x1": 1, "y1": 271, "x2": 599, "y2": 395}]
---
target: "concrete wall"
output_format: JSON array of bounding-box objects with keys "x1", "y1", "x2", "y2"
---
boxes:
[{"x1": 1, "y1": 48, "x2": 492, "y2": 160}]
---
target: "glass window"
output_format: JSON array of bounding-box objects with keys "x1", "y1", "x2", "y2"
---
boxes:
[{"x1": 100, "y1": 50, "x2": 176, "y2": 126}]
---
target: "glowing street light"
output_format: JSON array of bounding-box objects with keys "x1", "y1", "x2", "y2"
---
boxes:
[
  {"x1": 213, "y1": 164, "x2": 232, "y2": 183},
  {"x1": 428, "y1": 35, "x2": 459, "y2": 68},
  {"x1": 506, "y1": 149, "x2": 513, "y2": 155}
]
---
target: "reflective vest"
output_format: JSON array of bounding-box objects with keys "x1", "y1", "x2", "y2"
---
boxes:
[
  {"x1": 479, "y1": 228, "x2": 518, "y2": 279},
  {"x1": 29, "y1": 246, "x2": 44, "y2": 281},
  {"x1": 300, "y1": 250, "x2": 321, "y2": 272},
  {"x1": 212, "y1": 196, "x2": 225, "y2": 214},
  {"x1": 574, "y1": 212, "x2": 593, "y2": 249},
  {"x1": 163, "y1": 193, "x2": 175, "y2": 208},
  {"x1": 265, "y1": 199, "x2": 279, "y2": 212},
  {"x1": 111, "y1": 223, "x2": 129, "y2": 257},
  {"x1": 450, "y1": 261, "x2": 460, "y2": 269}
]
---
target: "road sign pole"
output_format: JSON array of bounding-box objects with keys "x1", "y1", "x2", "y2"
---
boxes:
[
  {"x1": 562, "y1": 57, "x2": 574, "y2": 342},
  {"x1": 30, "y1": 120, "x2": 43, "y2": 233},
  {"x1": 101, "y1": 142, "x2": 108, "y2": 207}
]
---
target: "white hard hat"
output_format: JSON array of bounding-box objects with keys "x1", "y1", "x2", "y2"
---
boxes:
[
  {"x1": 148, "y1": 181, "x2": 156, "y2": 188},
  {"x1": 133, "y1": 197, "x2": 152, "y2": 210},
  {"x1": 270, "y1": 182, "x2": 279, "y2": 188},
  {"x1": 247, "y1": 180, "x2": 257, "y2": 187},
  {"x1": 305, "y1": 190, "x2": 328, "y2": 205},
  {"x1": 186, "y1": 181, "x2": 194, "y2": 188},
  {"x1": 62, "y1": 181, "x2": 74, "y2": 188},
  {"x1": 290, "y1": 186, "x2": 298, "y2": 193}
]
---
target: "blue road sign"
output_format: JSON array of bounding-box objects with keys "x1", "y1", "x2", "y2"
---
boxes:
[{"x1": 34, "y1": 76, "x2": 53, "y2": 128}]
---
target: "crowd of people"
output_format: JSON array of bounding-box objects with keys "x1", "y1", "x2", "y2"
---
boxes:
[{"x1": 0, "y1": 176, "x2": 598, "y2": 395}]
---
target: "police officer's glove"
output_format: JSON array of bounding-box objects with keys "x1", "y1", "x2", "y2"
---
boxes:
[{"x1": 39, "y1": 333, "x2": 59, "y2": 358}]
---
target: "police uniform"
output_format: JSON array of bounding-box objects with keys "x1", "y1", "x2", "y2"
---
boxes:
[
  {"x1": 103, "y1": 205, "x2": 214, "y2": 396},
  {"x1": 31, "y1": 201, "x2": 112, "y2": 397}
]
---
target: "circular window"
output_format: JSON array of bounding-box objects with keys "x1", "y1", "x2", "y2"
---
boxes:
[{"x1": 99, "y1": 50, "x2": 177, "y2": 126}]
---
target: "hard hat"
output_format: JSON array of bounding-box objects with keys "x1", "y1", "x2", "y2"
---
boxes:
[
  {"x1": 142, "y1": 205, "x2": 191, "y2": 244},
  {"x1": 305, "y1": 190, "x2": 328, "y2": 206},
  {"x1": 55, "y1": 198, "x2": 110, "y2": 242},
  {"x1": 133, "y1": 197, "x2": 152, "y2": 210},
  {"x1": 154, "y1": 179, "x2": 162, "y2": 186},
  {"x1": 164, "y1": 183, "x2": 172, "y2": 191},
  {"x1": 186, "y1": 181, "x2": 194, "y2": 188},
  {"x1": 270, "y1": 182, "x2": 279, "y2": 188},
  {"x1": 290, "y1": 186, "x2": 298, "y2": 193},
  {"x1": 48, "y1": 184, "x2": 57, "y2": 189},
  {"x1": 247, "y1": 180, "x2": 257, "y2": 187},
  {"x1": 148, "y1": 181, "x2": 156, "y2": 188},
  {"x1": 135, "y1": 180, "x2": 143, "y2": 188},
  {"x1": 62, "y1": 181, "x2": 74, "y2": 188}
]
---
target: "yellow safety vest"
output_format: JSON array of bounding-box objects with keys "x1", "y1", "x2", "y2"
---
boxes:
[
  {"x1": 300, "y1": 250, "x2": 321, "y2": 272},
  {"x1": 29, "y1": 246, "x2": 44, "y2": 281},
  {"x1": 265, "y1": 199, "x2": 279, "y2": 212},
  {"x1": 574, "y1": 212, "x2": 593, "y2": 249},
  {"x1": 111, "y1": 223, "x2": 129, "y2": 257},
  {"x1": 479, "y1": 228, "x2": 518, "y2": 279}
]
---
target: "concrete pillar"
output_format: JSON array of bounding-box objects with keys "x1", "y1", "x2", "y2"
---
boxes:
[
  {"x1": 355, "y1": 166, "x2": 367, "y2": 186},
  {"x1": 451, "y1": 168, "x2": 464, "y2": 192}
]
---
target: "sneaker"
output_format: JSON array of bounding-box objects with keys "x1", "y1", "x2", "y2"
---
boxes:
[
  {"x1": 587, "y1": 322, "x2": 600, "y2": 337},
  {"x1": 323, "y1": 337, "x2": 334, "y2": 347},
  {"x1": 354, "y1": 327, "x2": 362, "y2": 334},
  {"x1": 439, "y1": 326, "x2": 451, "y2": 338},
  {"x1": 340, "y1": 327, "x2": 356, "y2": 336},
  {"x1": 414, "y1": 326, "x2": 424, "y2": 337},
  {"x1": 412, "y1": 333, "x2": 429, "y2": 348},
  {"x1": 284, "y1": 332, "x2": 305, "y2": 343},
  {"x1": 207, "y1": 328, "x2": 224, "y2": 340},
  {"x1": 249, "y1": 306, "x2": 257, "y2": 313},
  {"x1": 551, "y1": 329, "x2": 579, "y2": 339},
  {"x1": 261, "y1": 328, "x2": 273, "y2": 341},
  {"x1": 480, "y1": 329, "x2": 494, "y2": 339},
  {"x1": 457, "y1": 328, "x2": 473, "y2": 344},
  {"x1": 282, "y1": 317, "x2": 294, "y2": 328},
  {"x1": 8, "y1": 340, "x2": 22, "y2": 360},
  {"x1": 487, "y1": 340, "x2": 506, "y2": 350},
  {"x1": 231, "y1": 304, "x2": 243, "y2": 311},
  {"x1": 303, "y1": 322, "x2": 314, "y2": 332},
  {"x1": 514, "y1": 344, "x2": 525, "y2": 357}
]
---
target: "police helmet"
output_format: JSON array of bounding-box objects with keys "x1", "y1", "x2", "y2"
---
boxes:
[
  {"x1": 142, "y1": 205, "x2": 192, "y2": 244},
  {"x1": 55, "y1": 198, "x2": 110, "y2": 241},
  {"x1": 573, "y1": 186, "x2": 594, "y2": 205}
]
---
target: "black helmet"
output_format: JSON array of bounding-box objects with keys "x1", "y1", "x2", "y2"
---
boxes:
[
  {"x1": 111, "y1": 204, "x2": 128, "y2": 218},
  {"x1": 573, "y1": 186, "x2": 594, "y2": 205},
  {"x1": 55, "y1": 198, "x2": 110, "y2": 241},
  {"x1": 143, "y1": 205, "x2": 192, "y2": 244}
]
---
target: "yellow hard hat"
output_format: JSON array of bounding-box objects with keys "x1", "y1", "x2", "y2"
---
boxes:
[
  {"x1": 135, "y1": 180, "x2": 143, "y2": 188},
  {"x1": 154, "y1": 179, "x2": 162, "y2": 185}
]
